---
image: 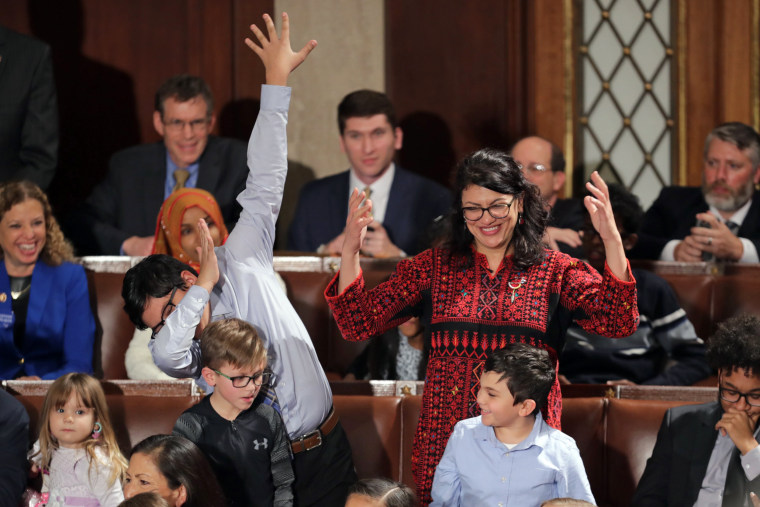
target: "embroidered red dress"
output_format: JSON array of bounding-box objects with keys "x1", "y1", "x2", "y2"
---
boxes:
[{"x1": 325, "y1": 248, "x2": 638, "y2": 504}]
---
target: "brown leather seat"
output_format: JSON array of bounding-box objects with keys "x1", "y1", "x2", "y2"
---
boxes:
[{"x1": 334, "y1": 395, "x2": 403, "y2": 480}]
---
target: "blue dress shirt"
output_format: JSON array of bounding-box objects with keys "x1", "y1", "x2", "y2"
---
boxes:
[
  {"x1": 431, "y1": 413, "x2": 595, "y2": 507},
  {"x1": 149, "y1": 85, "x2": 332, "y2": 439}
]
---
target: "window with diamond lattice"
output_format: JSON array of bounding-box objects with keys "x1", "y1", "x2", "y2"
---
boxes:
[{"x1": 578, "y1": 0, "x2": 674, "y2": 209}]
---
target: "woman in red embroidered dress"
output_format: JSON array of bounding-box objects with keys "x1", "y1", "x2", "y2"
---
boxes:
[{"x1": 325, "y1": 149, "x2": 638, "y2": 504}]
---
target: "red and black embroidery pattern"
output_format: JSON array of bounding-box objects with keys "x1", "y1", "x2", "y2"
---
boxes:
[{"x1": 325, "y1": 248, "x2": 638, "y2": 505}]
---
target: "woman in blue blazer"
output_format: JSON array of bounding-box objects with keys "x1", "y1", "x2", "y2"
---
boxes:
[{"x1": 0, "y1": 181, "x2": 95, "y2": 379}]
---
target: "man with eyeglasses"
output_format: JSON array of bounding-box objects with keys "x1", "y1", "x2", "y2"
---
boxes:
[
  {"x1": 122, "y1": 14, "x2": 357, "y2": 506},
  {"x1": 633, "y1": 314, "x2": 760, "y2": 507},
  {"x1": 511, "y1": 135, "x2": 585, "y2": 258},
  {"x1": 72, "y1": 74, "x2": 248, "y2": 255}
]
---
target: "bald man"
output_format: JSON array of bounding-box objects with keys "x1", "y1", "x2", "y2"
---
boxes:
[{"x1": 511, "y1": 136, "x2": 584, "y2": 258}]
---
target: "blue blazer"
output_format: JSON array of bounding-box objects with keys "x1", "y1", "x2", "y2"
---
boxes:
[
  {"x1": 287, "y1": 167, "x2": 452, "y2": 255},
  {"x1": 0, "y1": 261, "x2": 95, "y2": 379}
]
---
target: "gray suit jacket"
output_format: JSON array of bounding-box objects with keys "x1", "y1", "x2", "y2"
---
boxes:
[{"x1": 73, "y1": 136, "x2": 247, "y2": 254}]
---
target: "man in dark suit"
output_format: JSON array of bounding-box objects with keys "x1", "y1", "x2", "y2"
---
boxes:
[
  {"x1": 0, "y1": 389, "x2": 29, "y2": 507},
  {"x1": 633, "y1": 122, "x2": 760, "y2": 263},
  {"x1": 73, "y1": 75, "x2": 247, "y2": 255},
  {"x1": 287, "y1": 89, "x2": 451, "y2": 257},
  {"x1": 510, "y1": 136, "x2": 584, "y2": 258},
  {"x1": 0, "y1": 25, "x2": 58, "y2": 190},
  {"x1": 632, "y1": 314, "x2": 760, "y2": 507}
]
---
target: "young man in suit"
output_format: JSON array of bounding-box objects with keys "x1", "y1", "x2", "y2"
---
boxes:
[
  {"x1": 632, "y1": 314, "x2": 760, "y2": 506},
  {"x1": 73, "y1": 75, "x2": 248, "y2": 256},
  {"x1": 287, "y1": 89, "x2": 451, "y2": 257},
  {"x1": 633, "y1": 122, "x2": 760, "y2": 263}
]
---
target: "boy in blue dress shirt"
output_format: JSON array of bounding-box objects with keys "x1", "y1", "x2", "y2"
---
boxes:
[{"x1": 430, "y1": 343, "x2": 595, "y2": 506}]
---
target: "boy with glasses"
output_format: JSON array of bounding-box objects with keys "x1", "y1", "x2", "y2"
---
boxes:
[
  {"x1": 174, "y1": 318, "x2": 293, "y2": 506},
  {"x1": 633, "y1": 314, "x2": 760, "y2": 506}
]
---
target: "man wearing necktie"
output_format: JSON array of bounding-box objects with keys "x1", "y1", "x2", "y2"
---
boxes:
[
  {"x1": 633, "y1": 314, "x2": 760, "y2": 507},
  {"x1": 72, "y1": 75, "x2": 248, "y2": 256},
  {"x1": 633, "y1": 122, "x2": 760, "y2": 263},
  {"x1": 287, "y1": 89, "x2": 452, "y2": 257}
]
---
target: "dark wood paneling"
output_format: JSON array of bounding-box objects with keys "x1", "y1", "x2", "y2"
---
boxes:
[
  {"x1": 386, "y1": 1, "x2": 528, "y2": 188},
  {"x1": 682, "y1": 0, "x2": 756, "y2": 185},
  {"x1": 2, "y1": 0, "x2": 271, "y2": 218}
]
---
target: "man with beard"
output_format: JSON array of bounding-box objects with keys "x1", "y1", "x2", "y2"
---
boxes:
[{"x1": 632, "y1": 122, "x2": 760, "y2": 263}]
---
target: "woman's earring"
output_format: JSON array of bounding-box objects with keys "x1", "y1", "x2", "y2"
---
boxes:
[
  {"x1": 92, "y1": 422, "x2": 102, "y2": 440},
  {"x1": 518, "y1": 212, "x2": 525, "y2": 225}
]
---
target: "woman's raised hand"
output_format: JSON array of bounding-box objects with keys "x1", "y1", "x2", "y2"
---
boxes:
[
  {"x1": 244, "y1": 12, "x2": 317, "y2": 86},
  {"x1": 584, "y1": 171, "x2": 621, "y2": 245},
  {"x1": 584, "y1": 171, "x2": 629, "y2": 281},
  {"x1": 342, "y1": 188, "x2": 374, "y2": 256}
]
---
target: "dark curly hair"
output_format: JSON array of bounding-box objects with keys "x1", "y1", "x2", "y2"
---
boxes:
[
  {"x1": 706, "y1": 314, "x2": 760, "y2": 375},
  {"x1": 444, "y1": 148, "x2": 548, "y2": 270}
]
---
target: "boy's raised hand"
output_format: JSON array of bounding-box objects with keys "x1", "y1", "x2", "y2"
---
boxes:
[{"x1": 245, "y1": 12, "x2": 317, "y2": 86}]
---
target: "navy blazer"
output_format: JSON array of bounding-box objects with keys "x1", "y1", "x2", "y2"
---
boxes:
[
  {"x1": 71, "y1": 136, "x2": 248, "y2": 254},
  {"x1": 632, "y1": 401, "x2": 760, "y2": 506},
  {"x1": 0, "y1": 261, "x2": 95, "y2": 379},
  {"x1": 632, "y1": 186, "x2": 760, "y2": 260},
  {"x1": 287, "y1": 167, "x2": 452, "y2": 255}
]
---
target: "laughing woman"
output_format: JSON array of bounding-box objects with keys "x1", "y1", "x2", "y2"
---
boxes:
[
  {"x1": 326, "y1": 149, "x2": 639, "y2": 504},
  {"x1": 0, "y1": 181, "x2": 95, "y2": 379}
]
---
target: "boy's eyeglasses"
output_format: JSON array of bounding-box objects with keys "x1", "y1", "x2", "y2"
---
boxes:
[
  {"x1": 214, "y1": 370, "x2": 273, "y2": 388},
  {"x1": 719, "y1": 384, "x2": 760, "y2": 407}
]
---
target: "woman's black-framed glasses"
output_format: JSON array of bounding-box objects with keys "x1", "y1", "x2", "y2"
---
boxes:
[
  {"x1": 214, "y1": 370, "x2": 274, "y2": 388},
  {"x1": 462, "y1": 196, "x2": 516, "y2": 222},
  {"x1": 150, "y1": 287, "x2": 178, "y2": 339}
]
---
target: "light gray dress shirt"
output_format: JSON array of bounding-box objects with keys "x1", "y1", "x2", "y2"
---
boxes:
[
  {"x1": 695, "y1": 427, "x2": 760, "y2": 507},
  {"x1": 149, "y1": 84, "x2": 332, "y2": 439}
]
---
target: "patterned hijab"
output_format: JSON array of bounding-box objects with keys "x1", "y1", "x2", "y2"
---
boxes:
[{"x1": 152, "y1": 188, "x2": 229, "y2": 270}]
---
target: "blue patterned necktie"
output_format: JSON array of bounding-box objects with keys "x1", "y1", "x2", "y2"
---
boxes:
[{"x1": 258, "y1": 370, "x2": 281, "y2": 413}]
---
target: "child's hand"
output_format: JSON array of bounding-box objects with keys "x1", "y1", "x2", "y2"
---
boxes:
[
  {"x1": 195, "y1": 218, "x2": 219, "y2": 293},
  {"x1": 244, "y1": 12, "x2": 317, "y2": 86},
  {"x1": 29, "y1": 461, "x2": 40, "y2": 477}
]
